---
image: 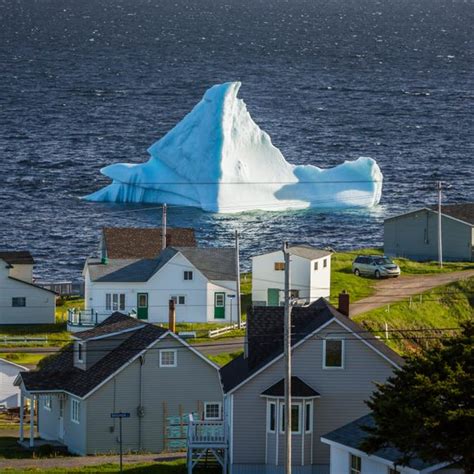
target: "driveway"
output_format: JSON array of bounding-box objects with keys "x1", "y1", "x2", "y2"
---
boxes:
[{"x1": 350, "y1": 269, "x2": 474, "y2": 316}]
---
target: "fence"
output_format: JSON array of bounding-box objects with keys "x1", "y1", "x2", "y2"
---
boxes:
[{"x1": 208, "y1": 321, "x2": 246, "y2": 338}]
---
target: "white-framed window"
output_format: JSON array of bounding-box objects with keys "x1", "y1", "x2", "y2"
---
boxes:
[
  {"x1": 304, "y1": 401, "x2": 313, "y2": 433},
  {"x1": 350, "y1": 454, "x2": 361, "y2": 474},
  {"x1": 323, "y1": 258, "x2": 328, "y2": 268},
  {"x1": 105, "y1": 293, "x2": 125, "y2": 311},
  {"x1": 170, "y1": 295, "x2": 186, "y2": 305},
  {"x1": 159, "y1": 349, "x2": 177, "y2": 367},
  {"x1": 267, "y1": 401, "x2": 276, "y2": 433},
  {"x1": 323, "y1": 338, "x2": 344, "y2": 369},
  {"x1": 77, "y1": 342, "x2": 84, "y2": 362},
  {"x1": 12, "y1": 297, "x2": 26, "y2": 307},
  {"x1": 279, "y1": 403, "x2": 301, "y2": 434},
  {"x1": 184, "y1": 270, "x2": 193, "y2": 280},
  {"x1": 43, "y1": 395, "x2": 52, "y2": 411},
  {"x1": 314, "y1": 261, "x2": 318, "y2": 271},
  {"x1": 71, "y1": 398, "x2": 80, "y2": 424},
  {"x1": 274, "y1": 262, "x2": 285, "y2": 271},
  {"x1": 204, "y1": 402, "x2": 222, "y2": 420}
]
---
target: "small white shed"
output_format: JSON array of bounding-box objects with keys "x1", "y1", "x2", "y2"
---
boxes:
[
  {"x1": 0, "y1": 358, "x2": 28, "y2": 409},
  {"x1": 252, "y1": 245, "x2": 332, "y2": 306}
]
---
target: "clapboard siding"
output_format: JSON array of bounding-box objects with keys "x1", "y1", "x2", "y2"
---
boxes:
[
  {"x1": 86, "y1": 334, "x2": 222, "y2": 454},
  {"x1": 231, "y1": 321, "x2": 397, "y2": 467}
]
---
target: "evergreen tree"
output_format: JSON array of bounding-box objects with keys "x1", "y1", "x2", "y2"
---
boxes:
[{"x1": 362, "y1": 321, "x2": 474, "y2": 474}]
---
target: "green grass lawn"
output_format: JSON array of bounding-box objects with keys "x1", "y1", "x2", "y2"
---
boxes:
[
  {"x1": 207, "y1": 350, "x2": 243, "y2": 366},
  {"x1": 55, "y1": 297, "x2": 84, "y2": 322},
  {"x1": 354, "y1": 277, "x2": 474, "y2": 355},
  {"x1": 0, "y1": 323, "x2": 70, "y2": 348},
  {"x1": 0, "y1": 352, "x2": 47, "y2": 367}
]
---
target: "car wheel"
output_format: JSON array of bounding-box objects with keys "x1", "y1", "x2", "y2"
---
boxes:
[
  {"x1": 354, "y1": 268, "x2": 360, "y2": 276},
  {"x1": 375, "y1": 270, "x2": 381, "y2": 279}
]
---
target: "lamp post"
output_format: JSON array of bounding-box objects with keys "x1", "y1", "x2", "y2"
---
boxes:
[{"x1": 227, "y1": 294, "x2": 236, "y2": 325}]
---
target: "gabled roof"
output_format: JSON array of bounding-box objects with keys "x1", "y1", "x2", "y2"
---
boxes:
[
  {"x1": 0, "y1": 251, "x2": 34, "y2": 265},
  {"x1": 321, "y1": 414, "x2": 447, "y2": 472},
  {"x1": 72, "y1": 312, "x2": 145, "y2": 341},
  {"x1": 86, "y1": 247, "x2": 237, "y2": 283},
  {"x1": 253, "y1": 245, "x2": 331, "y2": 261},
  {"x1": 18, "y1": 314, "x2": 167, "y2": 398},
  {"x1": 0, "y1": 357, "x2": 28, "y2": 371},
  {"x1": 385, "y1": 203, "x2": 474, "y2": 226},
  {"x1": 261, "y1": 376, "x2": 320, "y2": 398},
  {"x1": 176, "y1": 247, "x2": 237, "y2": 281},
  {"x1": 102, "y1": 227, "x2": 196, "y2": 259},
  {"x1": 220, "y1": 299, "x2": 404, "y2": 394},
  {"x1": 87, "y1": 247, "x2": 178, "y2": 282},
  {"x1": 8, "y1": 276, "x2": 57, "y2": 295}
]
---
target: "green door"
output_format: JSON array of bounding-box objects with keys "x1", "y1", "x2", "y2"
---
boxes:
[
  {"x1": 214, "y1": 292, "x2": 225, "y2": 319},
  {"x1": 137, "y1": 293, "x2": 148, "y2": 320},
  {"x1": 267, "y1": 288, "x2": 280, "y2": 306}
]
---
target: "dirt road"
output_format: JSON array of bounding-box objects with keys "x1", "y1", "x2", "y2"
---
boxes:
[{"x1": 350, "y1": 269, "x2": 474, "y2": 316}]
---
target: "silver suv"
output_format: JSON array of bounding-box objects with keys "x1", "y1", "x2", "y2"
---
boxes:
[{"x1": 352, "y1": 255, "x2": 400, "y2": 279}]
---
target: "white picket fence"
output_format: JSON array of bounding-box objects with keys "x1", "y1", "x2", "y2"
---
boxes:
[
  {"x1": 208, "y1": 321, "x2": 246, "y2": 338},
  {"x1": 0, "y1": 336, "x2": 49, "y2": 345}
]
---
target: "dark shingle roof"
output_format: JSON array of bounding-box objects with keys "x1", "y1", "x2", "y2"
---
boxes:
[
  {"x1": 73, "y1": 312, "x2": 145, "y2": 340},
  {"x1": 103, "y1": 227, "x2": 196, "y2": 259},
  {"x1": 0, "y1": 251, "x2": 34, "y2": 265},
  {"x1": 87, "y1": 248, "x2": 178, "y2": 282},
  {"x1": 261, "y1": 377, "x2": 320, "y2": 398},
  {"x1": 19, "y1": 314, "x2": 167, "y2": 397},
  {"x1": 430, "y1": 203, "x2": 474, "y2": 225},
  {"x1": 220, "y1": 299, "x2": 404, "y2": 393},
  {"x1": 177, "y1": 247, "x2": 236, "y2": 281},
  {"x1": 321, "y1": 414, "x2": 443, "y2": 471}
]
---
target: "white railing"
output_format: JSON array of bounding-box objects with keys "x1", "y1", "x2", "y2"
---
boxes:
[
  {"x1": 208, "y1": 321, "x2": 246, "y2": 338},
  {"x1": 0, "y1": 336, "x2": 49, "y2": 345},
  {"x1": 187, "y1": 415, "x2": 226, "y2": 446},
  {"x1": 67, "y1": 309, "x2": 98, "y2": 327}
]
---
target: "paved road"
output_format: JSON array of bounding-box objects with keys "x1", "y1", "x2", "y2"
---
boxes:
[{"x1": 350, "y1": 269, "x2": 474, "y2": 316}]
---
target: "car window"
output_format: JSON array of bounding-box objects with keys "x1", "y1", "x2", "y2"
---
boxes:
[
  {"x1": 375, "y1": 257, "x2": 393, "y2": 265},
  {"x1": 355, "y1": 257, "x2": 363, "y2": 263}
]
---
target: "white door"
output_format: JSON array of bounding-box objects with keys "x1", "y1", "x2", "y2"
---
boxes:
[{"x1": 58, "y1": 399, "x2": 64, "y2": 440}]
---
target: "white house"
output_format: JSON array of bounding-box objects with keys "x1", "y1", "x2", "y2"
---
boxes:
[
  {"x1": 74, "y1": 246, "x2": 238, "y2": 330},
  {"x1": 252, "y1": 245, "x2": 332, "y2": 306},
  {"x1": 0, "y1": 358, "x2": 28, "y2": 409},
  {"x1": 0, "y1": 251, "x2": 56, "y2": 325},
  {"x1": 321, "y1": 414, "x2": 462, "y2": 474}
]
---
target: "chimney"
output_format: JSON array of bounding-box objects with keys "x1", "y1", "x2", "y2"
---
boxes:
[
  {"x1": 338, "y1": 290, "x2": 350, "y2": 317},
  {"x1": 168, "y1": 299, "x2": 176, "y2": 333}
]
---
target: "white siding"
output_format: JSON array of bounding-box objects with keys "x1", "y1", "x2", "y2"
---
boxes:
[{"x1": 0, "y1": 359, "x2": 26, "y2": 408}]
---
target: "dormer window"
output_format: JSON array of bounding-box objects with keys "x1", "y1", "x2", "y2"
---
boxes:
[
  {"x1": 77, "y1": 342, "x2": 84, "y2": 362},
  {"x1": 184, "y1": 271, "x2": 193, "y2": 281}
]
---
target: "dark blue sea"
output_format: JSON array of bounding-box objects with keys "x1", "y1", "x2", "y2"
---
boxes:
[{"x1": 1, "y1": 0, "x2": 473, "y2": 279}]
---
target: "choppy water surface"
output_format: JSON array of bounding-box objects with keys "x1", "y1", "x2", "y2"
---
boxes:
[{"x1": 0, "y1": 0, "x2": 473, "y2": 279}]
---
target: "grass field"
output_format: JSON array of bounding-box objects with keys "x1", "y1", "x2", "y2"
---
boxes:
[
  {"x1": 0, "y1": 352, "x2": 47, "y2": 367},
  {"x1": 207, "y1": 350, "x2": 243, "y2": 366},
  {"x1": 55, "y1": 297, "x2": 84, "y2": 322},
  {"x1": 354, "y1": 277, "x2": 474, "y2": 355}
]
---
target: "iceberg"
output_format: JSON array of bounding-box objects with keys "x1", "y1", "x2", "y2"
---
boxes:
[{"x1": 84, "y1": 82, "x2": 383, "y2": 213}]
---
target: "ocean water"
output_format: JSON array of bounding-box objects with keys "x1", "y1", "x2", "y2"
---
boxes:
[{"x1": 0, "y1": 0, "x2": 473, "y2": 279}]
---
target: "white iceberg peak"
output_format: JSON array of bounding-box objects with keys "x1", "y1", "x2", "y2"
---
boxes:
[{"x1": 85, "y1": 82, "x2": 383, "y2": 213}]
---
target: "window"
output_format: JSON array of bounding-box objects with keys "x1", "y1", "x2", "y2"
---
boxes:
[
  {"x1": 323, "y1": 258, "x2": 327, "y2": 268},
  {"x1": 77, "y1": 342, "x2": 84, "y2": 362},
  {"x1": 160, "y1": 349, "x2": 177, "y2": 367},
  {"x1": 204, "y1": 402, "x2": 222, "y2": 420},
  {"x1": 184, "y1": 271, "x2": 193, "y2": 280},
  {"x1": 280, "y1": 403, "x2": 301, "y2": 434},
  {"x1": 171, "y1": 295, "x2": 186, "y2": 305},
  {"x1": 290, "y1": 289, "x2": 300, "y2": 299},
  {"x1": 324, "y1": 338, "x2": 344, "y2": 369},
  {"x1": 12, "y1": 297, "x2": 26, "y2": 307},
  {"x1": 274, "y1": 262, "x2": 285, "y2": 271},
  {"x1": 350, "y1": 454, "x2": 361, "y2": 474},
  {"x1": 71, "y1": 399, "x2": 80, "y2": 424},
  {"x1": 267, "y1": 402, "x2": 276, "y2": 432},
  {"x1": 314, "y1": 261, "x2": 318, "y2": 271},
  {"x1": 305, "y1": 402, "x2": 312, "y2": 433},
  {"x1": 43, "y1": 396, "x2": 52, "y2": 411},
  {"x1": 106, "y1": 293, "x2": 125, "y2": 311}
]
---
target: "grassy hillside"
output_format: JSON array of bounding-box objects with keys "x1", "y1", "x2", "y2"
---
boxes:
[{"x1": 354, "y1": 277, "x2": 474, "y2": 355}]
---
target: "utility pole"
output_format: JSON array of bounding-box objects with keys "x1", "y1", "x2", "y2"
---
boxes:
[
  {"x1": 235, "y1": 230, "x2": 242, "y2": 328},
  {"x1": 436, "y1": 182, "x2": 443, "y2": 268},
  {"x1": 283, "y1": 241, "x2": 292, "y2": 474},
  {"x1": 162, "y1": 203, "x2": 167, "y2": 250}
]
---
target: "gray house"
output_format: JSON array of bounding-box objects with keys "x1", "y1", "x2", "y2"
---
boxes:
[
  {"x1": 15, "y1": 313, "x2": 223, "y2": 455},
  {"x1": 220, "y1": 299, "x2": 403, "y2": 474},
  {"x1": 384, "y1": 203, "x2": 474, "y2": 262}
]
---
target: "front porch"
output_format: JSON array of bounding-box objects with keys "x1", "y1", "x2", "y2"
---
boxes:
[
  {"x1": 18, "y1": 437, "x2": 68, "y2": 452},
  {"x1": 67, "y1": 308, "x2": 138, "y2": 332}
]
